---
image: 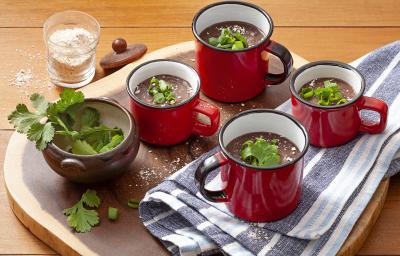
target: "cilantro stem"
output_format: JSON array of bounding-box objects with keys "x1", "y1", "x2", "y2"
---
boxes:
[{"x1": 54, "y1": 116, "x2": 71, "y2": 133}]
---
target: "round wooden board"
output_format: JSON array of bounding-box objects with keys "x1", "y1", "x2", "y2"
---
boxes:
[{"x1": 4, "y1": 41, "x2": 389, "y2": 256}]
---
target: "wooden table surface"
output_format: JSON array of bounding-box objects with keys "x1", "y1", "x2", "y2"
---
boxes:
[{"x1": 1, "y1": 1, "x2": 400, "y2": 255}]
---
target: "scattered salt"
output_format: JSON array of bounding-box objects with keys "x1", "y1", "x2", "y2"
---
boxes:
[{"x1": 13, "y1": 69, "x2": 32, "y2": 86}]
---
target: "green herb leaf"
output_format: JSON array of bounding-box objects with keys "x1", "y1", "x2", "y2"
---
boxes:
[
  {"x1": 81, "y1": 125, "x2": 123, "y2": 152},
  {"x1": 8, "y1": 90, "x2": 124, "y2": 155},
  {"x1": 80, "y1": 107, "x2": 100, "y2": 128},
  {"x1": 27, "y1": 122, "x2": 55, "y2": 150},
  {"x1": 54, "y1": 89, "x2": 85, "y2": 113},
  {"x1": 240, "y1": 137, "x2": 281, "y2": 167},
  {"x1": 81, "y1": 189, "x2": 101, "y2": 208},
  {"x1": 79, "y1": 126, "x2": 121, "y2": 137},
  {"x1": 30, "y1": 93, "x2": 49, "y2": 114},
  {"x1": 8, "y1": 104, "x2": 46, "y2": 133},
  {"x1": 108, "y1": 207, "x2": 119, "y2": 221},
  {"x1": 63, "y1": 189, "x2": 100, "y2": 233},
  {"x1": 66, "y1": 205, "x2": 99, "y2": 233},
  {"x1": 98, "y1": 134, "x2": 124, "y2": 153},
  {"x1": 63, "y1": 103, "x2": 83, "y2": 125},
  {"x1": 71, "y1": 140, "x2": 98, "y2": 155},
  {"x1": 128, "y1": 199, "x2": 140, "y2": 209}
]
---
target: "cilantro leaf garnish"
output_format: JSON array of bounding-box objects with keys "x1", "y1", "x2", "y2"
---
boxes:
[
  {"x1": 8, "y1": 103, "x2": 46, "y2": 134},
  {"x1": 72, "y1": 140, "x2": 98, "y2": 155},
  {"x1": 81, "y1": 189, "x2": 101, "y2": 208},
  {"x1": 27, "y1": 122, "x2": 55, "y2": 150},
  {"x1": 300, "y1": 80, "x2": 349, "y2": 106},
  {"x1": 99, "y1": 134, "x2": 124, "y2": 153},
  {"x1": 54, "y1": 89, "x2": 85, "y2": 113},
  {"x1": 30, "y1": 93, "x2": 49, "y2": 114},
  {"x1": 147, "y1": 77, "x2": 176, "y2": 105},
  {"x1": 208, "y1": 28, "x2": 248, "y2": 50},
  {"x1": 63, "y1": 189, "x2": 100, "y2": 233},
  {"x1": 241, "y1": 137, "x2": 281, "y2": 167},
  {"x1": 80, "y1": 107, "x2": 100, "y2": 128},
  {"x1": 8, "y1": 89, "x2": 124, "y2": 153}
]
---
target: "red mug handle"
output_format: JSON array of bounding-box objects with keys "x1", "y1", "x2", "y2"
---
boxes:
[
  {"x1": 264, "y1": 40, "x2": 293, "y2": 85},
  {"x1": 195, "y1": 151, "x2": 229, "y2": 203},
  {"x1": 358, "y1": 96, "x2": 388, "y2": 134},
  {"x1": 192, "y1": 98, "x2": 220, "y2": 136}
]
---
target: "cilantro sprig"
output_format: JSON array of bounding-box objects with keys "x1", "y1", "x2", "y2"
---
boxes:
[
  {"x1": 208, "y1": 28, "x2": 248, "y2": 50},
  {"x1": 8, "y1": 89, "x2": 124, "y2": 154},
  {"x1": 147, "y1": 77, "x2": 176, "y2": 105},
  {"x1": 241, "y1": 137, "x2": 281, "y2": 167},
  {"x1": 63, "y1": 189, "x2": 101, "y2": 233},
  {"x1": 300, "y1": 80, "x2": 349, "y2": 106}
]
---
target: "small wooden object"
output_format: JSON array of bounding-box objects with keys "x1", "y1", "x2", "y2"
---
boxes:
[{"x1": 100, "y1": 38, "x2": 147, "y2": 69}]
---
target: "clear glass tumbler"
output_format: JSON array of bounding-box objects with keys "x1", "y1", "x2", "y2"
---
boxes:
[{"x1": 43, "y1": 11, "x2": 100, "y2": 88}]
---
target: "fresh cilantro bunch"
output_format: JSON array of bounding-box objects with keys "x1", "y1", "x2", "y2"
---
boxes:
[
  {"x1": 8, "y1": 89, "x2": 124, "y2": 154},
  {"x1": 147, "y1": 77, "x2": 176, "y2": 105},
  {"x1": 64, "y1": 189, "x2": 101, "y2": 233},
  {"x1": 300, "y1": 80, "x2": 348, "y2": 106},
  {"x1": 241, "y1": 137, "x2": 281, "y2": 167},
  {"x1": 208, "y1": 28, "x2": 248, "y2": 50}
]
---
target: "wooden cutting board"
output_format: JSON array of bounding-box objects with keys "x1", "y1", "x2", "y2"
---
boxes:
[{"x1": 4, "y1": 41, "x2": 389, "y2": 256}]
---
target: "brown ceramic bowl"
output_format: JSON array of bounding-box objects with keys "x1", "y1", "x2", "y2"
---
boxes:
[{"x1": 42, "y1": 97, "x2": 140, "y2": 183}]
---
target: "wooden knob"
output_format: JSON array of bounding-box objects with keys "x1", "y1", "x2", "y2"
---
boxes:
[{"x1": 112, "y1": 38, "x2": 127, "y2": 54}]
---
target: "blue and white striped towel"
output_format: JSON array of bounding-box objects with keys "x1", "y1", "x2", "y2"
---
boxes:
[{"x1": 139, "y1": 41, "x2": 400, "y2": 256}]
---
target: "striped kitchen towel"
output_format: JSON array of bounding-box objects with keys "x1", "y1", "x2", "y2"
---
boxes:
[{"x1": 139, "y1": 40, "x2": 400, "y2": 256}]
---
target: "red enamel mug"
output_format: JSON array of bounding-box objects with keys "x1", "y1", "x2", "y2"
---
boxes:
[
  {"x1": 195, "y1": 109, "x2": 309, "y2": 222},
  {"x1": 290, "y1": 61, "x2": 388, "y2": 148},
  {"x1": 192, "y1": 1, "x2": 293, "y2": 103},
  {"x1": 126, "y1": 59, "x2": 220, "y2": 145}
]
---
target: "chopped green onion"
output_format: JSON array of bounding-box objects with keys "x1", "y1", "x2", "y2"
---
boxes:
[
  {"x1": 108, "y1": 207, "x2": 119, "y2": 221},
  {"x1": 147, "y1": 77, "x2": 176, "y2": 105},
  {"x1": 208, "y1": 37, "x2": 218, "y2": 46},
  {"x1": 150, "y1": 77, "x2": 159, "y2": 86},
  {"x1": 301, "y1": 80, "x2": 350, "y2": 106},
  {"x1": 323, "y1": 80, "x2": 338, "y2": 88},
  {"x1": 153, "y1": 93, "x2": 165, "y2": 104},
  {"x1": 337, "y1": 98, "x2": 348, "y2": 105},
  {"x1": 208, "y1": 27, "x2": 248, "y2": 50},
  {"x1": 300, "y1": 87, "x2": 314, "y2": 99},
  {"x1": 234, "y1": 32, "x2": 248, "y2": 47},
  {"x1": 158, "y1": 80, "x2": 171, "y2": 92},
  {"x1": 128, "y1": 199, "x2": 140, "y2": 209},
  {"x1": 232, "y1": 41, "x2": 244, "y2": 50}
]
